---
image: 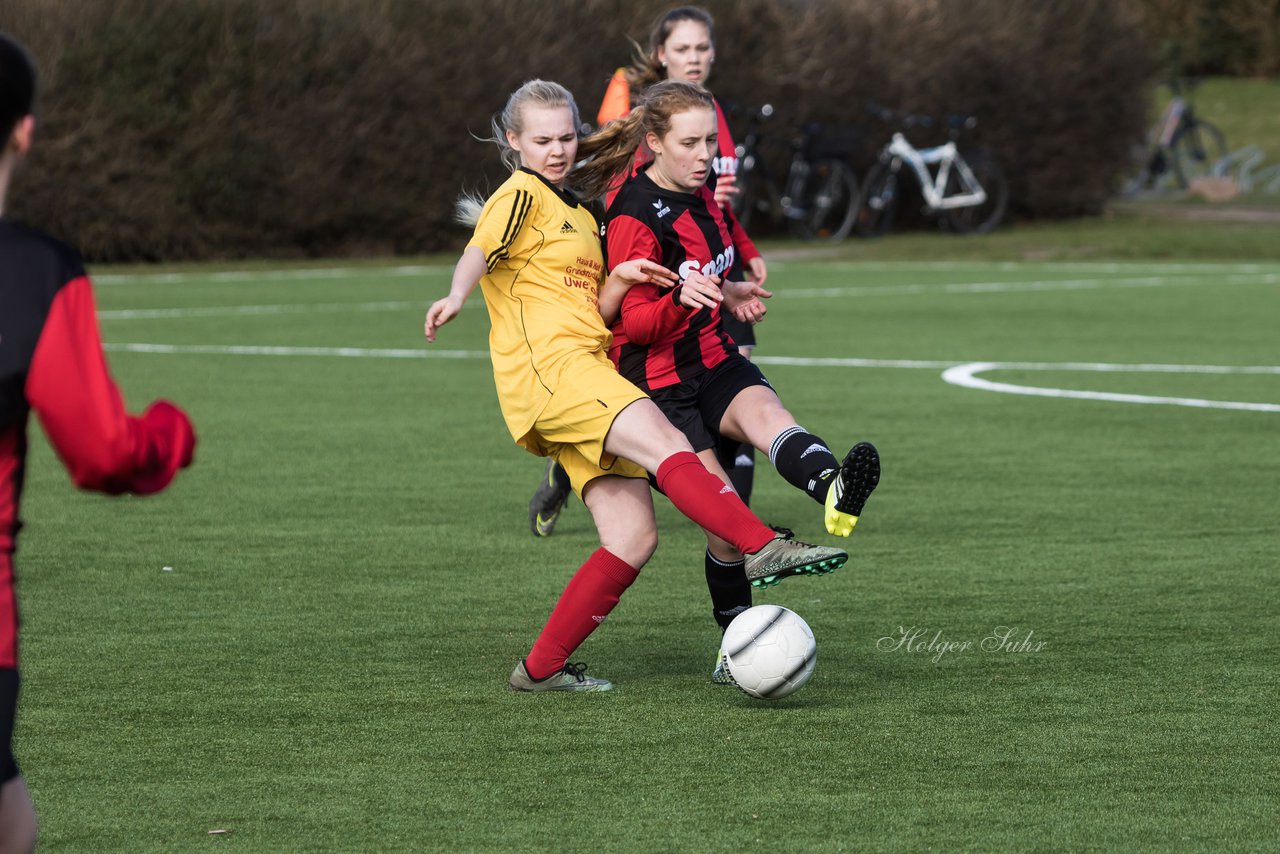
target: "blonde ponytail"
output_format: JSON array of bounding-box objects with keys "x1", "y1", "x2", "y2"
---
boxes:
[{"x1": 454, "y1": 190, "x2": 487, "y2": 228}]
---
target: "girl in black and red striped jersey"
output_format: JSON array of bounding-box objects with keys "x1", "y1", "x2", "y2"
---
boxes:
[
  {"x1": 574, "y1": 81, "x2": 881, "y2": 680},
  {"x1": 527, "y1": 7, "x2": 765, "y2": 539},
  {"x1": 603, "y1": 6, "x2": 769, "y2": 506},
  {"x1": 0, "y1": 33, "x2": 196, "y2": 850}
]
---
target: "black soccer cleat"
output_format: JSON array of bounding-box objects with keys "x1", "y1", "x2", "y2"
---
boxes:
[
  {"x1": 529, "y1": 459, "x2": 572, "y2": 537},
  {"x1": 825, "y1": 441, "x2": 880, "y2": 537}
]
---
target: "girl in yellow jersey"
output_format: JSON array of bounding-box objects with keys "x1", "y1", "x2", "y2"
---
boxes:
[{"x1": 425, "y1": 80, "x2": 846, "y2": 693}]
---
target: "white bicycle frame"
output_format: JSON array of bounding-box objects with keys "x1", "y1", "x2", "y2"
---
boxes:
[{"x1": 885, "y1": 132, "x2": 987, "y2": 210}]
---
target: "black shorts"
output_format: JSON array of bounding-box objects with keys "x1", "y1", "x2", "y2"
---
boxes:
[
  {"x1": 648, "y1": 354, "x2": 772, "y2": 453},
  {"x1": 720, "y1": 313, "x2": 756, "y2": 349},
  {"x1": 1, "y1": 668, "x2": 18, "y2": 783}
]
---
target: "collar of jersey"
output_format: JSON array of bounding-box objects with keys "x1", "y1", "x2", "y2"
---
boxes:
[
  {"x1": 519, "y1": 167, "x2": 581, "y2": 208},
  {"x1": 634, "y1": 164, "x2": 701, "y2": 200}
]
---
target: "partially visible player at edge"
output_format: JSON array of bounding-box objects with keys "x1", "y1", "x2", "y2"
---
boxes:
[
  {"x1": 574, "y1": 80, "x2": 880, "y2": 683},
  {"x1": 424, "y1": 80, "x2": 847, "y2": 694},
  {"x1": 0, "y1": 33, "x2": 197, "y2": 853},
  {"x1": 528, "y1": 5, "x2": 767, "y2": 535}
]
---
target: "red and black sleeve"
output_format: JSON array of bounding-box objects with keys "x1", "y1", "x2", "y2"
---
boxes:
[
  {"x1": 25, "y1": 275, "x2": 196, "y2": 495},
  {"x1": 618, "y1": 283, "x2": 693, "y2": 345}
]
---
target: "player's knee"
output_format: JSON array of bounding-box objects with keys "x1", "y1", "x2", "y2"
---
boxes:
[
  {"x1": 603, "y1": 523, "x2": 657, "y2": 568},
  {"x1": 653, "y1": 420, "x2": 694, "y2": 459},
  {"x1": 705, "y1": 535, "x2": 741, "y2": 564}
]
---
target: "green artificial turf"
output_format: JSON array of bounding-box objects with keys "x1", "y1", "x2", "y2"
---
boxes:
[{"x1": 12, "y1": 228, "x2": 1279, "y2": 850}]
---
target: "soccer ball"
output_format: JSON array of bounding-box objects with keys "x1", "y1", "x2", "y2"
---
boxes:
[{"x1": 721, "y1": 605, "x2": 816, "y2": 699}]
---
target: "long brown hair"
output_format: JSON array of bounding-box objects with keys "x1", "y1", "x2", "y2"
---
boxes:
[
  {"x1": 574, "y1": 80, "x2": 714, "y2": 201},
  {"x1": 625, "y1": 6, "x2": 715, "y2": 90}
]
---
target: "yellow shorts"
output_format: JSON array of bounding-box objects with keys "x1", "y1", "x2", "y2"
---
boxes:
[{"x1": 517, "y1": 352, "x2": 650, "y2": 496}]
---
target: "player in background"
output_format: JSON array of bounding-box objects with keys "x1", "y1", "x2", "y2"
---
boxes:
[
  {"x1": 573, "y1": 80, "x2": 880, "y2": 683},
  {"x1": 424, "y1": 80, "x2": 847, "y2": 694},
  {"x1": 0, "y1": 33, "x2": 197, "y2": 852},
  {"x1": 527, "y1": 6, "x2": 767, "y2": 537}
]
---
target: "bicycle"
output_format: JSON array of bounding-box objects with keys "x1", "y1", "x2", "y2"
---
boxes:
[
  {"x1": 730, "y1": 104, "x2": 861, "y2": 242},
  {"x1": 854, "y1": 103, "x2": 1008, "y2": 237},
  {"x1": 1123, "y1": 78, "x2": 1228, "y2": 193}
]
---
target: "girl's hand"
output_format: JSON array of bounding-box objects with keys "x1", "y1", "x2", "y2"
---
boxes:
[
  {"x1": 678, "y1": 271, "x2": 724, "y2": 311},
  {"x1": 722, "y1": 279, "x2": 773, "y2": 324},
  {"x1": 424, "y1": 295, "x2": 464, "y2": 342},
  {"x1": 611, "y1": 258, "x2": 679, "y2": 289},
  {"x1": 713, "y1": 173, "x2": 739, "y2": 207},
  {"x1": 745, "y1": 255, "x2": 768, "y2": 289}
]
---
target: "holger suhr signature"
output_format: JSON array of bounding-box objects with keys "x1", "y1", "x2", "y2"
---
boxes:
[{"x1": 876, "y1": 626, "x2": 1047, "y2": 663}]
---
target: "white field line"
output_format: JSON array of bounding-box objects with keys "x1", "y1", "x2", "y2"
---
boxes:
[
  {"x1": 773, "y1": 260, "x2": 1280, "y2": 274},
  {"x1": 780, "y1": 272, "x2": 1278, "y2": 299},
  {"x1": 100, "y1": 344, "x2": 977, "y2": 368},
  {"x1": 98, "y1": 300, "x2": 425, "y2": 320},
  {"x1": 102, "y1": 342, "x2": 1280, "y2": 413},
  {"x1": 942, "y1": 361, "x2": 1280, "y2": 413},
  {"x1": 99, "y1": 300, "x2": 489, "y2": 321},
  {"x1": 96, "y1": 271, "x2": 1279, "y2": 321},
  {"x1": 93, "y1": 264, "x2": 451, "y2": 286},
  {"x1": 104, "y1": 343, "x2": 475, "y2": 359},
  {"x1": 92, "y1": 259, "x2": 1280, "y2": 286}
]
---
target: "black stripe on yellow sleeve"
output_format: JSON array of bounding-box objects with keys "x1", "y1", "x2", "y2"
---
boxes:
[{"x1": 486, "y1": 190, "x2": 533, "y2": 271}]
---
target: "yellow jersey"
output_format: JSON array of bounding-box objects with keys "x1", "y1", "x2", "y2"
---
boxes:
[{"x1": 467, "y1": 168, "x2": 612, "y2": 443}]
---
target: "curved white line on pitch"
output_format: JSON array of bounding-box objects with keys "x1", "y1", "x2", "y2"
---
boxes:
[{"x1": 942, "y1": 362, "x2": 1280, "y2": 413}]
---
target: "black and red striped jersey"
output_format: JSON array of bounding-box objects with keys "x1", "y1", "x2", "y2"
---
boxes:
[
  {"x1": 603, "y1": 167, "x2": 738, "y2": 391},
  {"x1": 1, "y1": 220, "x2": 196, "y2": 668},
  {"x1": 604, "y1": 98, "x2": 760, "y2": 279}
]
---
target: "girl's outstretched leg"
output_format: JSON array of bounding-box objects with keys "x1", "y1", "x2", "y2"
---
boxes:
[{"x1": 510, "y1": 475, "x2": 655, "y2": 693}]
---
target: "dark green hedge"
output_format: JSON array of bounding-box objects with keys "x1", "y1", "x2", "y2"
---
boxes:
[
  {"x1": 1133, "y1": 0, "x2": 1280, "y2": 76},
  {"x1": 2, "y1": 0, "x2": 1154, "y2": 261}
]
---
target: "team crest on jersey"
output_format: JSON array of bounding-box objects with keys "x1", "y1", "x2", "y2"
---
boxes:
[
  {"x1": 652, "y1": 199, "x2": 671, "y2": 218},
  {"x1": 560, "y1": 220, "x2": 576, "y2": 234},
  {"x1": 677, "y1": 245, "x2": 736, "y2": 283}
]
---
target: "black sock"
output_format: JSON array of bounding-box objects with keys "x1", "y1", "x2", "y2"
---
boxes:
[
  {"x1": 726, "y1": 443, "x2": 755, "y2": 505},
  {"x1": 705, "y1": 550, "x2": 751, "y2": 632},
  {"x1": 769, "y1": 426, "x2": 839, "y2": 504}
]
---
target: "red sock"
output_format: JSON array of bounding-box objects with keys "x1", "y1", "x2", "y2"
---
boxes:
[
  {"x1": 524, "y1": 548, "x2": 640, "y2": 680},
  {"x1": 656, "y1": 452, "x2": 775, "y2": 555}
]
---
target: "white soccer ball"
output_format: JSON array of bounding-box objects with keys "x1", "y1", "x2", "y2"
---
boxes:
[{"x1": 721, "y1": 605, "x2": 816, "y2": 699}]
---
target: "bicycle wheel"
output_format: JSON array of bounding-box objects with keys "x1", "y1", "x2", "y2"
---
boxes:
[
  {"x1": 790, "y1": 158, "x2": 859, "y2": 241},
  {"x1": 940, "y1": 151, "x2": 1008, "y2": 235},
  {"x1": 1171, "y1": 120, "x2": 1227, "y2": 188},
  {"x1": 853, "y1": 159, "x2": 900, "y2": 238}
]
